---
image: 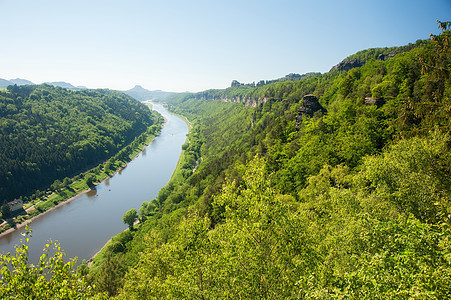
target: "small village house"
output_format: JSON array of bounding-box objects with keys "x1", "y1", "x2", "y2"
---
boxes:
[{"x1": 8, "y1": 199, "x2": 23, "y2": 212}]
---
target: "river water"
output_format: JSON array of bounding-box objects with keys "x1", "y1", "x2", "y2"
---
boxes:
[{"x1": 0, "y1": 102, "x2": 188, "y2": 264}]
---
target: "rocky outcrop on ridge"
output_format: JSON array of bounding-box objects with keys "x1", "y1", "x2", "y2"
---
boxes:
[
  {"x1": 295, "y1": 94, "x2": 326, "y2": 129},
  {"x1": 330, "y1": 59, "x2": 365, "y2": 72}
]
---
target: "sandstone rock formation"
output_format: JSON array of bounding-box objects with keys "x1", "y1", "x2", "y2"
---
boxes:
[
  {"x1": 295, "y1": 94, "x2": 326, "y2": 129},
  {"x1": 330, "y1": 59, "x2": 365, "y2": 72}
]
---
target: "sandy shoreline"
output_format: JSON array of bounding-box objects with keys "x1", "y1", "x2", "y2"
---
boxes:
[{"x1": 87, "y1": 236, "x2": 112, "y2": 267}]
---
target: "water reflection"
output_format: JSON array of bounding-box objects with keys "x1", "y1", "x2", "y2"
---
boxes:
[{"x1": 86, "y1": 188, "x2": 97, "y2": 198}]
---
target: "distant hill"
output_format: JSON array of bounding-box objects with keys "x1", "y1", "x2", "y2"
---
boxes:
[
  {"x1": 0, "y1": 78, "x2": 35, "y2": 88},
  {"x1": 10, "y1": 78, "x2": 35, "y2": 86},
  {"x1": 45, "y1": 81, "x2": 77, "y2": 89},
  {"x1": 124, "y1": 85, "x2": 176, "y2": 101},
  {"x1": 330, "y1": 39, "x2": 429, "y2": 72},
  {"x1": 0, "y1": 78, "x2": 88, "y2": 90},
  {"x1": 45, "y1": 81, "x2": 88, "y2": 90},
  {"x1": 0, "y1": 79, "x2": 11, "y2": 88}
]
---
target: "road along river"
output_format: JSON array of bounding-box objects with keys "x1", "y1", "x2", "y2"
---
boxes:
[{"x1": 0, "y1": 102, "x2": 189, "y2": 265}]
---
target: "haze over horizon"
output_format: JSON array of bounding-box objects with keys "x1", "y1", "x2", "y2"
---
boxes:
[{"x1": 1, "y1": 0, "x2": 450, "y2": 93}]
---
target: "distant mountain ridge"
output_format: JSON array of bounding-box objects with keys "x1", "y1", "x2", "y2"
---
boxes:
[
  {"x1": 0, "y1": 78, "x2": 86, "y2": 90},
  {"x1": 1, "y1": 79, "x2": 174, "y2": 100},
  {"x1": 330, "y1": 39, "x2": 429, "y2": 72},
  {"x1": 45, "y1": 81, "x2": 87, "y2": 90},
  {"x1": 10, "y1": 78, "x2": 35, "y2": 86},
  {"x1": 0, "y1": 78, "x2": 34, "y2": 88},
  {"x1": 124, "y1": 85, "x2": 175, "y2": 101}
]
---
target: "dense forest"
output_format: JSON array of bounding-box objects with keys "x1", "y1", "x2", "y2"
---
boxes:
[
  {"x1": 1, "y1": 23, "x2": 450, "y2": 299},
  {"x1": 0, "y1": 85, "x2": 158, "y2": 203}
]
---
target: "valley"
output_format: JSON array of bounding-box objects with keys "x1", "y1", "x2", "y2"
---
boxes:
[
  {"x1": 0, "y1": 21, "x2": 450, "y2": 299},
  {"x1": 0, "y1": 103, "x2": 188, "y2": 268}
]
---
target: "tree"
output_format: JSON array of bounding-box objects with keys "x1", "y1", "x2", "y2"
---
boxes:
[
  {"x1": 63, "y1": 177, "x2": 72, "y2": 187},
  {"x1": 139, "y1": 201, "x2": 156, "y2": 221},
  {"x1": 0, "y1": 226, "x2": 107, "y2": 299},
  {"x1": 1, "y1": 200, "x2": 10, "y2": 219},
  {"x1": 104, "y1": 161, "x2": 112, "y2": 173},
  {"x1": 94, "y1": 251, "x2": 125, "y2": 297},
  {"x1": 122, "y1": 208, "x2": 138, "y2": 230},
  {"x1": 85, "y1": 174, "x2": 96, "y2": 188},
  {"x1": 50, "y1": 179, "x2": 62, "y2": 191}
]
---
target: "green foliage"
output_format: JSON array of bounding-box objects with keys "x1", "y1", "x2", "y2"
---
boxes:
[
  {"x1": 1, "y1": 200, "x2": 11, "y2": 219},
  {"x1": 85, "y1": 174, "x2": 96, "y2": 188},
  {"x1": 77, "y1": 259, "x2": 89, "y2": 277},
  {"x1": 139, "y1": 201, "x2": 156, "y2": 221},
  {"x1": 123, "y1": 208, "x2": 138, "y2": 230},
  {"x1": 4, "y1": 24, "x2": 450, "y2": 299},
  {"x1": 94, "y1": 251, "x2": 125, "y2": 297},
  {"x1": 402, "y1": 23, "x2": 451, "y2": 136},
  {"x1": 344, "y1": 39, "x2": 429, "y2": 63},
  {"x1": 109, "y1": 27, "x2": 451, "y2": 299},
  {"x1": 0, "y1": 84, "x2": 158, "y2": 202},
  {"x1": 118, "y1": 135, "x2": 451, "y2": 298},
  {"x1": 356, "y1": 131, "x2": 451, "y2": 223},
  {"x1": 0, "y1": 227, "x2": 107, "y2": 299}
]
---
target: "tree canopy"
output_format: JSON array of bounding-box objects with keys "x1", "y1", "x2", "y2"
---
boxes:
[
  {"x1": 109, "y1": 25, "x2": 451, "y2": 298},
  {"x1": 0, "y1": 85, "x2": 157, "y2": 202},
  {"x1": 123, "y1": 208, "x2": 138, "y2": 230}
]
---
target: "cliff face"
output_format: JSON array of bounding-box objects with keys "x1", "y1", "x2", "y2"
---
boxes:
[
  {"x1": 221, "y1": 96, "x2": 270, "y2": 107},
  {"x1": 331, "y1": 53, "x2": 396, "y2": 72},
  {"x1": 295, "y1": 94, "x2": 326, "y2": 129},
  {"x1": 330, "y1": 59, "x2": 365, "y2": 72}
]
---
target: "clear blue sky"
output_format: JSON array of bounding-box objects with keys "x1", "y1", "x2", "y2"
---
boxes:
[{"x1": 1, "y1": 0, "x2": 450, "y2": 92}]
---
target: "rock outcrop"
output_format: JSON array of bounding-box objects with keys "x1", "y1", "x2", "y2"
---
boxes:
[
  {"x1": 220, "y1": 96, "x2": 270, "y2": 107},
  {"x1": 330, "y1": 59, "x2": 365, "y2": 72},
  {"x1": 331, "y1": 53, "x2": 397, "y2": 72},
  {"x1": 295, "y1": 94, "x2": 326, "y2": 129},
  {"x1": 377, "y1": 53, "x2": 395, "y2": 61},
  {"x1": 364, "y1": 97, "x2": 385, "y2": 107}
]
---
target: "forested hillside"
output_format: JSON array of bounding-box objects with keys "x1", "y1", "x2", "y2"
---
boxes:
[
  {"x1": 0, "y1": 84, "x2": 157, "y2": 202},
  {"x1": 108, "y1": 24, "x2": 450, "y2": 299},
  {"x1": 1, "y1": 23, "x2": 450, "y2": 299}
]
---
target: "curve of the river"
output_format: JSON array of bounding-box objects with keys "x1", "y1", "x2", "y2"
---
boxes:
[{"x1": 0, "y1": 102, "x2": 189, "y2": 265}]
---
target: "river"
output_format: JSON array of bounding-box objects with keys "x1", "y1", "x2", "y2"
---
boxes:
[{"x1": 0, "y1": 102, "x2": 189, "y2": 265}]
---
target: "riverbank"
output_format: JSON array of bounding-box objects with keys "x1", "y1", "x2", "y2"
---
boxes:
[
  {"x1": 0, "y1": 110, "x2": 164, "y2": 237},
  {"x1": 88, "y1": 104, "x2": 192, "y2": 268},
  {"x1": 0, "y1": 188, "x2": 92, "y2": 239},
  {"x1": 0, "y1": 102, "x2": 188, "y2": 271}
]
